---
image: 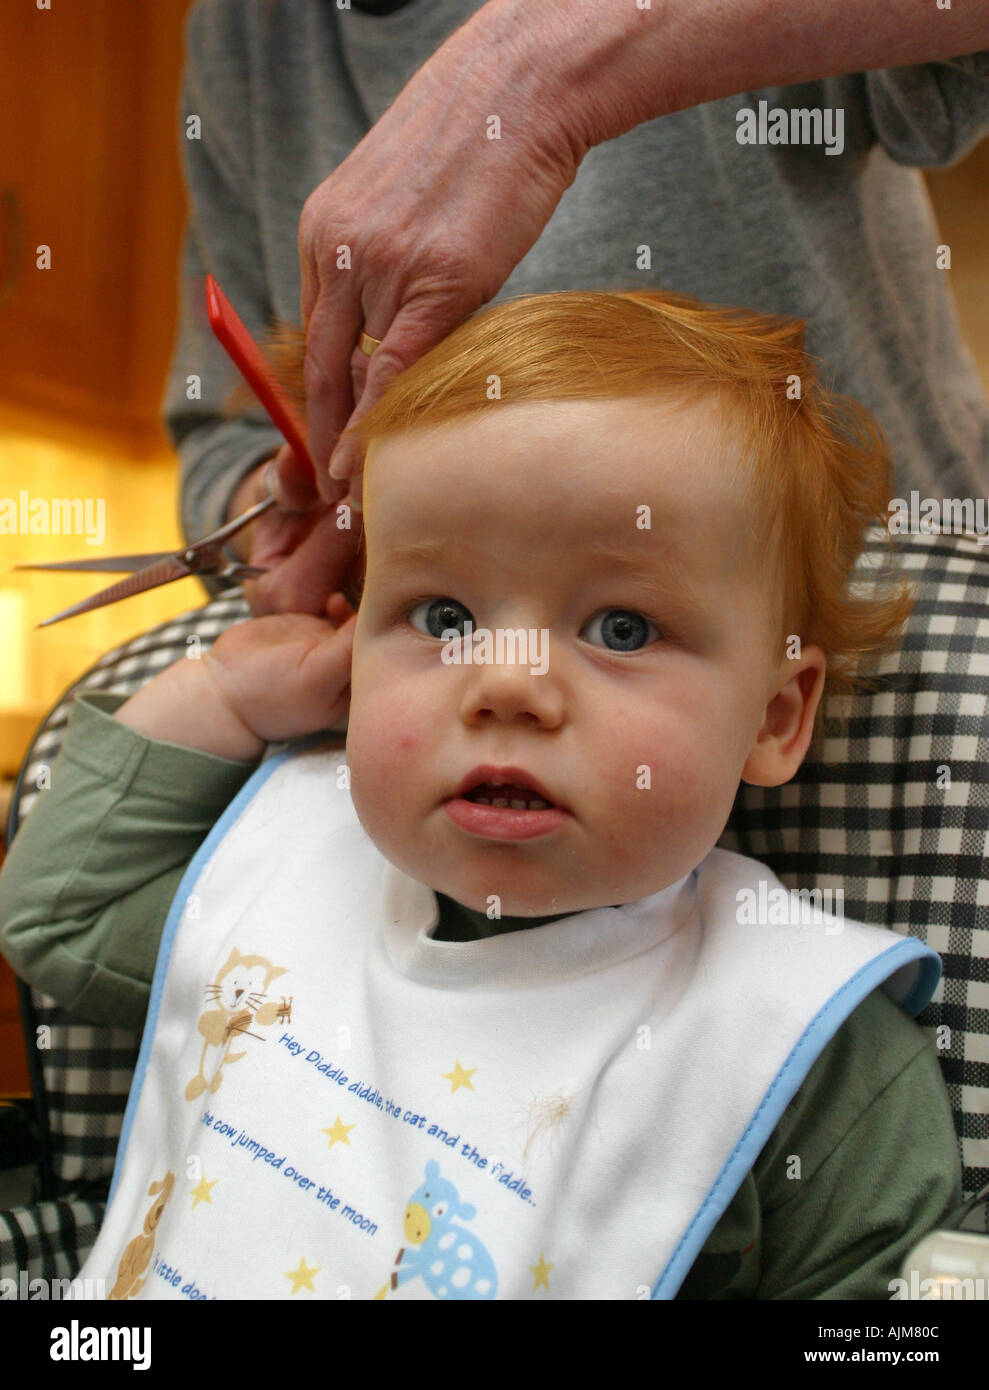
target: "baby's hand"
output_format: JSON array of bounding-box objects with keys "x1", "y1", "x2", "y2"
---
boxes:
[
  {"x1": 203, "y1": 604, "x2": 357, "y2": 748},
  {"x1": 115, "y1": 598, "x2": 357, "y2": 760}
]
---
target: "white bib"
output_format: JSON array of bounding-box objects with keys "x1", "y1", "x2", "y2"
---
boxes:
[{"x1": 76, "y1": 745, "x2": 939, "y2": 1301}]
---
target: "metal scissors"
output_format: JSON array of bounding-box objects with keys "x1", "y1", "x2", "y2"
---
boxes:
[{"x1": 16, "y1": 276, "x2": 317, "y2": 628}]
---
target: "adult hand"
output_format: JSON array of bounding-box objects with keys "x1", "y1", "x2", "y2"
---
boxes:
[
  {"x1": 224, "y1": 444, "x2": 364, "y2": 619},
  {"x1": 297, "y1": 0, "x2": 590, "y2": 501}
]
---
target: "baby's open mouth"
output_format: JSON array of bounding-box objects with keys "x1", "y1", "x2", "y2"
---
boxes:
[
  {"x1": 447, "y1": 770, "x2": 568, "y2": 839},
  {"x1": 463, "y1": 783, "x2": 554, "y2": 811}
]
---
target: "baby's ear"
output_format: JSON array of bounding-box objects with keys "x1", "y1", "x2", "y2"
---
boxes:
[{"x1": 221, "y1": 317, "x2": 307, "y2": 420}]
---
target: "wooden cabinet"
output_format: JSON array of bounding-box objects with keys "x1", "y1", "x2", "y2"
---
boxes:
[
  {"x1": 0, "y1": 1, "x2": 196, "y2": 1097},
  {"x1": 0, "y1": 0, "x2": 193, "y2": 445}
]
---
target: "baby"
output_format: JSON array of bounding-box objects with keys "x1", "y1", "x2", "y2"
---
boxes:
[{"x1": 0, "y1": 289, "x2": 961, "y2": 1300}]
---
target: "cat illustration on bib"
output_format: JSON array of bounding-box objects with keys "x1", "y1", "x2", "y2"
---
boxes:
[{"x1": 185, "y1": 948, "x2": 291, "y2": 1101}]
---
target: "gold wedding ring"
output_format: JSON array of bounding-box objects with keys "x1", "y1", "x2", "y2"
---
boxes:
[{"x1": 358, "y1": 330, "x2": 382, "y2": 357}]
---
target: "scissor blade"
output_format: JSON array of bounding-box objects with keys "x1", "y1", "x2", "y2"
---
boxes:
[
  {"x1": 36, "y1": 558, "x2": 192, "y2": 628},
  {"x1": 16, "y1": 552, "x2": 181, "y2": 573}
]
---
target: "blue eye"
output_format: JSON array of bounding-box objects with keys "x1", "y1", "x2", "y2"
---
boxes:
[
  {"x1": 583, "y1": 609, "x2": 660, "y2": 652},
  {"x1": 409, "y1": 598, "x2": 474, "y2": 639}
]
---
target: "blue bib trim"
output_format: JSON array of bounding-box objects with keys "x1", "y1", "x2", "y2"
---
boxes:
[{"x1": 651, "y1": 935, "x2": 941, "y2": 1298}]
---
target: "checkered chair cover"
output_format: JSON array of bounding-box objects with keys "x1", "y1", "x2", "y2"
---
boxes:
[
  {"x1": 719, "y1": 529, "x2": 989, "y2": 1222},
  {"x1": 2, "y1": 526, "x2": 988, "y2": 1288}
]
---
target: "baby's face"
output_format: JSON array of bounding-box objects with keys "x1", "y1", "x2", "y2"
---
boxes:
[{"x1": 346, "y1": 396, "x2": 820, "y2": 916}]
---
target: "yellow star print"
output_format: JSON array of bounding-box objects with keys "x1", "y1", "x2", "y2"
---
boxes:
[
  {"x1": 442, "y1": 1060, "x2": 477, "y2": 1093},
  {"x1": 322, "y1": 1116, "x2": 356, "y2": 1147},
  {"x1": 530, "y1": 1254, "x2": 554, "y2": 1291},
  {"x1": 285, "y1": 1258, "x2": 320, "y2": 1295},
  {"x1": 189, "y1": 1176, "x2": 218, "y2": 1209}
]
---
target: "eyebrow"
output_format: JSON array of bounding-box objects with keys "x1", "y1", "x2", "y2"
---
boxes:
[
  {"x1": 375, "y1": 539, "x2": 449, "y2": 571},
  {"x1": 582, "y1": 544, "x2": 684, "y2": 579},
  {"x1": 580, "y1": 544, "x2": 711, "y2": 622},
  {"x1": 378, "y1": 539, "x2": 694, "y2": 576},
  {"x1": 375, "y1": 537, "x2": 712, "y2": 624}
]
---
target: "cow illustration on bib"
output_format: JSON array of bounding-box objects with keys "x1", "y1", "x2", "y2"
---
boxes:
[{"x1": 375, "y1": 1161, "x2": 498, "y2": 1300}]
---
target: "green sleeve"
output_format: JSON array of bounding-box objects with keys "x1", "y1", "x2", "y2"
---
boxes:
[
  {"x1": 676, "y1": 989, "x2": 962, "y2": 1299},
  {"x1": 0, "y1": 691, "x2": 261, "y2": 1030}
]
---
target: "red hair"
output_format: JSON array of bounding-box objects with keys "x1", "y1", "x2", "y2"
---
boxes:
[{"x1": 242, "y1": 289, "x2": 913, "y2": 752}]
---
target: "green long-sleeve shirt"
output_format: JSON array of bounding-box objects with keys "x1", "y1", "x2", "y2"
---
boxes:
[{"x1": 0, "y1": 692, "x2": 964, "y2": 1298}]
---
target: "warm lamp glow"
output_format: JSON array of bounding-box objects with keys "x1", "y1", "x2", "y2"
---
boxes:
[{"x1": 0, "y1": 587, "x2": 30, "y2": 708}]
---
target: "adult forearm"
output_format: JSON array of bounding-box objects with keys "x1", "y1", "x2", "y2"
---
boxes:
[{"x1": 482, "y1": 0, "x2": 989, "y2": 152}]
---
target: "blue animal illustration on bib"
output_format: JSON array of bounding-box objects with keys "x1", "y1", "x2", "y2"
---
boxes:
[{"x1": 376, "y1": 1161, "x2": 498, "y2": 1300}]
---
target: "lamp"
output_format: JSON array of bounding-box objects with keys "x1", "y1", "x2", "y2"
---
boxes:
[{"x1": 0, "y1": 586, "x2": 30, "y2": 708}]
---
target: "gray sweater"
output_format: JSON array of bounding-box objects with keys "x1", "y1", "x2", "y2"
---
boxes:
[{"x1": 163, "y1": 0, "x2": 989, "y2": 576}]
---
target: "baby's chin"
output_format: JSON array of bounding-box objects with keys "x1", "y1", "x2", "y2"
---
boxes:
[
  {"x1": 349, "y1": 796, "x2": 688, "y2": 916},
  {"x1": 412, "y1": 862, "x2": 621, "y2": 919}
]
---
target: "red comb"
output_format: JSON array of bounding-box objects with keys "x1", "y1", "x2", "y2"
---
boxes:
[{"x1": 206, "y1": 275, "x2": 315, "y2": 480}]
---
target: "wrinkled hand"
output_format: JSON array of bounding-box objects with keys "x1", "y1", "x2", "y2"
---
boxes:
[
  {"x1": 297, "y1": 0, "x2": 587, "y2": 499},
  {"x1": 226, "y1": 444, "x2": 364, "y2": 619}
]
